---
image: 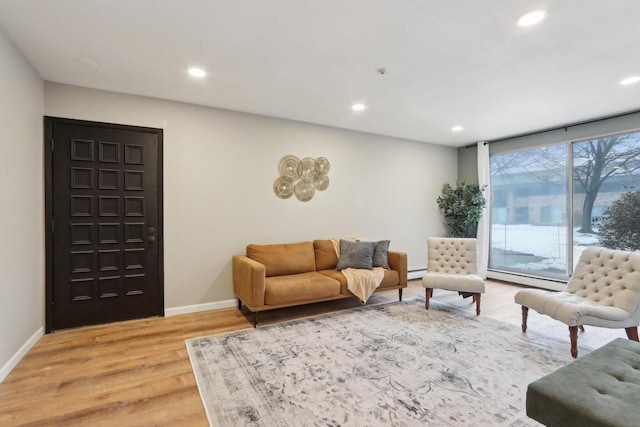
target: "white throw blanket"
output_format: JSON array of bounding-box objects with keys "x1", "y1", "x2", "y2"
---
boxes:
[{"x1": 330, "y1": 238, "x2": 385, "y2": 304}]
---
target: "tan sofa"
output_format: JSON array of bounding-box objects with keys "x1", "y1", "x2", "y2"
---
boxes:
[{"x1": 233, "y1": 239, "x2": 408, "y2": 326}]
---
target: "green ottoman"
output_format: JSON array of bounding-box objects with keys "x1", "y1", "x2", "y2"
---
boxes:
[{"x1": 526, "y1": 338, "x2": 640, "y2": 427}]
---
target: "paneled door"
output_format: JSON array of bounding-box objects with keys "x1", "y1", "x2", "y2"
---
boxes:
[{"x1": 45, "y1": 117, "x2": 163, "y2": 332}]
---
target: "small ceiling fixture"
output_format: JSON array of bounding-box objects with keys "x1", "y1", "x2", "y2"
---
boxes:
[
  {"x1": 352, "y1": 103, "x2": 366, "y2": 111},
  {"x1": 619, "y1": 75, "x2": 640, "y2": 85},
  {"x1": 188, "y1": 67, "x2": 207, "y2": 78},
  {"x1": 517, "y1": 10, "x2": 547, "y2": 27},
  {"x1": 451, "y1": 125, "x2": 464, "y2": 132}
]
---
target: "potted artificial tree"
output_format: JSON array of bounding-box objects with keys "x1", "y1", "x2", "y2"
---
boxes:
[{"x1": 437, "y1": 182, "x2": 487, "y2": 238}]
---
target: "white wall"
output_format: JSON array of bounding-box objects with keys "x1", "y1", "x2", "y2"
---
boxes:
[
  {"x1": 0, "y1": 29, "x2": 44, "y2": 380},
  {"x1": 45, "y1": 82, "x2": 457, "y2": 309}
]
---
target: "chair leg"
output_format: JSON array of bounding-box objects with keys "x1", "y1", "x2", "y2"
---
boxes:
[
  {"x1": 399, "y1": 288, "x2": 403, "y2": 301},
  {"x1": 626, "y1": 327, "x2": 639, "y2": 341},
  {"x1": 569, "y1": 326, "x2": 579, "y2": 358},
  {"x1": 579, "y1": 325, "x2": 585, "y2": 332},
  {"x1": 521, "y1": 306, "x2": 528, "y2": 333},
  {"x1": 474, "y1": 293, "x2": 481, "y2": 315},
  {"x1": 425, "y1": 288, "x2": 432, "y2": 310}
]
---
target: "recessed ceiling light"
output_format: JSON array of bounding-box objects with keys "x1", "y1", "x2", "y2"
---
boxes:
[
  {"x1": 517, "y1": 10, "x2": 547, "y2": 27},
  {"x1": 452, "y1": 125, "x2": 464, "y2": 132},
  {"x1": 352, "y1": 103, "x2": 366, "y2": 111},
  {"x1": 619, "y1": 75, "x2": 640, "y2": 85},
  {"x1": 188, "y1": 67, "x2": 207, "y2": 78}
]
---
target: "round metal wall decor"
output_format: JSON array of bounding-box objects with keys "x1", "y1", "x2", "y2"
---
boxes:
[
  {"x1": 273, "y1": 176, "x2": 295, "y2": 199},
  {"x1": 273, "y1": 155, "x2": 330, "y2": 202},
  {"x1": 300, "y1": 157, "x2": 318, "y2": 183},
  {"x1": 278, "y1": 155, "x2": 302, "y2": 180},
  {"x1": 313, "y1": 174, "x2": 329, "y2": 191},
  {"x1": 316, "y1": 157, "x2": 330, "y2": 174},
  {"x1": 294, "y1": 182, "x2": 315, "y2": 202}
]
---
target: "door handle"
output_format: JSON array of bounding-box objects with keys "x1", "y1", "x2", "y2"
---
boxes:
[{"x1": 148, "y1": 235, "x2": 156, "y2": 243}]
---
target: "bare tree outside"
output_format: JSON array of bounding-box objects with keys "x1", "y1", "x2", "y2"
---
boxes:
[{"x1": 573, "y1": 135, "x2": 640, "y2": 233}]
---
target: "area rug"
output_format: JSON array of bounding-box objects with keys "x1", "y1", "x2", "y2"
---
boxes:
[{"x1": 186, "y1": 299, "x2": 591, "y2": 426}]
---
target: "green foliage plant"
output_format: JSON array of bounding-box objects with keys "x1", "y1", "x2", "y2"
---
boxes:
[
  {"x1": 594, "y1": 191, "x2": 640, "y2": 251},
  {"x1": 437, "y1": 182, "x2": 487, "y2": 237}
]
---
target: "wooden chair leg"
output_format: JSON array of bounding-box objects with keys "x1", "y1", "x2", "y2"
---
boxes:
[
  {"x1": 569, "y1": 326, "x2": 579, "y2": 358},
  {"x1": 475, "y1": 293, "x2": 481, "y2": 315},
  {"x1": 521, "y1": 306, "x2": 528, "y2": 333},
  {"x1": 579, "y1": 325, "x2": 585, "y2": 332},
  {"x1": 425, "y1": 288, "x2": 432, "y2": 310},
  {"x1": 626, "y1": 326, "x2": 639, "y2": 341},
  {"x1": 398, "y1": 288, "x2": 403, "y2": 301}
]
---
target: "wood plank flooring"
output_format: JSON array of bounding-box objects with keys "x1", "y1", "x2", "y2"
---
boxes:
[{"x1": 0, "y1": 280, "x2": 626, "y2": 426}]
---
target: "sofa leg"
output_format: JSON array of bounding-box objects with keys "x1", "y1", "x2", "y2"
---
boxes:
[
  {"x1": 425, "y1": 288, "x2": 432, "y2": 310},
  {"x1": 521, "y1": 306, "x2": 528, "y2": 333},
  {"x1": 475, "y1": 293, "x2": 481, "y2": 316},
  {"x1": 253, "y1": 312, "x2": 258, "y2": 328},
  {"x1": 237, "y1": 298, "x2": 242, "y2": 310},
  {"x1": 569, "y1": 326, "x2": 578, "y2": 358},
  {"x1": 399, "y1": 288, "x2": 403, "y2": 301},
  {"x1": 626, "y1": 326, "x2": 639, "y2": 341}
]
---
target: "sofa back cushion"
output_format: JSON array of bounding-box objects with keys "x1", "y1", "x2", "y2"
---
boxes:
[
  {"x1": 314, "y1": 240, "x2": 338, "y2": 270},
  {"x1": 246, "y1": 241, "x2": 316, "y2": 277}
]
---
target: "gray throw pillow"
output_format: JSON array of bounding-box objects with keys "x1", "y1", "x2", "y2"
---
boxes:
[
  {"x1": 373, "y1": 240, "x2": 390, "y2": 269},
  {"x1": 335, "y1": 239, "x2": 377, "y2": 270}
]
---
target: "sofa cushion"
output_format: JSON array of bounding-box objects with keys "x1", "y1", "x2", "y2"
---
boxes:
[
  {"x1": 373, "y1": 240, "x2": 390, "y2": 269},
  {"x1": 319, "y1": 269, "x2": 400, "y2": 294},
  {"x1": 247, "y1": 241, "x2": 315, "y2": 277},
  {"x1": 264, "y1": 272, "x2": 340, "y2": 305},
  {"x1": 335, "y1": 240, "x2": 377, "y2": 270},
  {"x1": 314, "y1": 239, "x2": 338, "y2": 270}
]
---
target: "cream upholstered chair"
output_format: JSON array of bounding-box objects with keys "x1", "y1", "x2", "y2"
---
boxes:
[
  {"x1": 422, "y1": 237, "x2": 485, "y2": 315},
  {"x1": 515, "y1": 247, "x2": 640, "y2": 358}
]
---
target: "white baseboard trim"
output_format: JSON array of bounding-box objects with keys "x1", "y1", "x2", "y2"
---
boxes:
[
  {"x1": 0, "y1": 327, "x2": 44, "y2": 383},
  {"x1": 165, "y1": 299, "x2": 237, "y2": 317}
]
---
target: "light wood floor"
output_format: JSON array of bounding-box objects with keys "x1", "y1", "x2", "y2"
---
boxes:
[{"x1": 0, "y1": 280, "x2": 627, "y2": 426}]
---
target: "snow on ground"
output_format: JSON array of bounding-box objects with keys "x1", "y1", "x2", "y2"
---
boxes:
[{"x1": 491, "y1": 224, "x2": 599, "y2": 272}]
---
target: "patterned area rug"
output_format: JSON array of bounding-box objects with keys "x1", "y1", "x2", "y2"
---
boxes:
[{"x1": 186, "y1": 299, "x2": 590, "y2": 426}]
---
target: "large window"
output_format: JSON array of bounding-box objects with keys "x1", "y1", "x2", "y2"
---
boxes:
[{"x1": 489, "y1": 130, "x2": 640, "y2": 279}]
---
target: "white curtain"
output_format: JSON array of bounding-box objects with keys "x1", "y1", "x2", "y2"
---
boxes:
[{"x1": 476, "y1": 141, "x2": 490, "y2": 279}]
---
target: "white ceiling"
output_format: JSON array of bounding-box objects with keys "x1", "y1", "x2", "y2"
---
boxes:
[{"x1": 1, "y1": 1, "x2": 639, "y2": 147}]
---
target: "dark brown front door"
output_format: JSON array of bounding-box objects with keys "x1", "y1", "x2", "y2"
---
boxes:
[{"x1": 45, "y1": 117, "x2": 163, "y2": 332}]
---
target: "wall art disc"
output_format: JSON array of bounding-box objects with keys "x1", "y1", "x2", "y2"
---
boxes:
[
  {"x1": 294, "y1": 182, "x2": 315, "y2": 202},
  {"x1": 300, "y1": 157, "x2": 317, "y2": 183},
  {"x1": 273, "y1": 176, "x2": 295, "y2": 199},
  {"x1": 316, "y1": 157, "x2": 330, "y2": 174},
  {"x1": 278, "y1": 155, "x2": 301, "y2": 180},
  {"x1": 313, "y1": 173, "x2": 330, "y2": 191}
]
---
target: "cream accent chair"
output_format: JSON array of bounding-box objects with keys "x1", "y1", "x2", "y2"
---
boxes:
[
  {"x1": 515, "y1": 247, "x2": 640, "y2": 358},
  {"x1": 422, "y1": 237, "x2": 485, "y2": 315}
]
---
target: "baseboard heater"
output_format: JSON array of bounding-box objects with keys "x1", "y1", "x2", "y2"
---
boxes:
[
  {"x1": 488, "y1": 270, "x2": 567, "y2": 291},
  {"x1": 408, "y1": 269, "x2": 426, "y2": 280}
]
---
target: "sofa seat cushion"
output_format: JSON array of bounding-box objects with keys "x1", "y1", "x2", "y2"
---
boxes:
[
  {"x1": 264, "y1": 272, "x2": 340, "y2": 305},
  {"x1": 318, "y1": 269, "x2": 400, "y2": 294},
  {"x1": 247, "y1": 241, "x2": 316, "y2": 277}
]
